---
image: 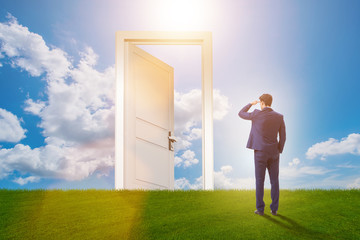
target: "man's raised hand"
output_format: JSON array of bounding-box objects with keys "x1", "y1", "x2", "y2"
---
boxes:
[{"x1": 251, "y1": 100, "x2": 259, "y2": 105}]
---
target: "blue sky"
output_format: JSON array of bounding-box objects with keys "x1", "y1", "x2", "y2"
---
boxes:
[{"x1": 0, "y1": 0, "x2": 359, "y2": 190}]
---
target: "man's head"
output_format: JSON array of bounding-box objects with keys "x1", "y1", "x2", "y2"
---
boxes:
[{"x1": 259, "y1": 93, "x2": 272, "y2": 110}]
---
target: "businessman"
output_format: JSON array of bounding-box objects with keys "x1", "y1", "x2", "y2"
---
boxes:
[{"x1": 238, "y1": 94, "x2": 286, "y2": 216}]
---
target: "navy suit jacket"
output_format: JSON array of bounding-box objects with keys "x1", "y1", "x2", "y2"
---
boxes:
[{"x1": 239, "y1": 104, "x2": 286, "y2": 154}]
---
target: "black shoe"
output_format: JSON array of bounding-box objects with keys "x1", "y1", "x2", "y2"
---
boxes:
[
  {"x1": 254, "y1": 210, "x2": 264, "y2": 216},
  {"x1": 271, "y1": 210, "x2": 277, "y2": 216}
]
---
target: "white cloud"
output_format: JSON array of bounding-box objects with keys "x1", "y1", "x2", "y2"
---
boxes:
[
  {"x1": 0, "y1": 16, "x2": 115, "y2": 181},
  {"x1": 213, "y1": 89, "x2": 231, "y2": 120},
  {"x1": 214, "y1": 165, "x2": 255, "y2": 189},
  {"x1": 12, "y1": 176, "x2": 40, "y2": 185},
  {"x1": 172, "y1": 88, "x2": 230, "y2": 177},
  {"x1": 175, "y1": 162, "x2": 337, "y2": 190},
  {"x1": 0, "y1": 138, "x2": 114, "y2": 181},
  {"x1": 336, "y1": 162, "x2": 358, "y2": 169},
  {"x1": 288, "y1": 158, "x2": 300, "y2": 166},
  {"x1": 174, "y1": 88, "x2": 230, "y2": 152},
  {"x1": 174, "y1": 138, "x2": 192, "y2": 152},
  {"x1": 220, "y1": 165, "x2": 233, "y2": 174},
  {"x1": 174, "y1": 156, "x2": 183, "y2": 167},
  {"x1": 175, "y1": 165, "x2": 255, "y2": 189},
  {"x1": 0, "y1": 108, "x2": 26, "y2": 142},
  {"x1": 280, "y1": 173, "x2": 358, "y2": 189},
  {"x1": 306, "y1": 133, "x2": 360, "y2": 160},
  {"x1": 174, "y1": 89, "x2": 202, "y2": 134},
  {"x1": 187, "y1": 128, "x2": 202, "y2": 141},
  {"x1": 24, "y1": 99, "x2": 46, "y2": 115},
  {"x1": 296, "y1": 166, "x2": 332, "y2": 175},
  {"x1": 175, "y1": 165, "x2": 256, "y2": 190},
  {"x1": 347, "y1": 178, "x2": 360, "y2": 189},
  {"x1": 174, "y1": 150, "x2": 199, "y2": 168},
  {"x1": 37, "y1": 49, "x2": 115, "y2": 143},
  {"x1": 0, "y1": 17, "x2": 115, "y2": 145},
  {"x1": 174, "y1": 176, "x2": 202, "y2": 190},
  {"x1": 280, "y1": 158, "x2": 333, "y2": 179},
  {"x1": 0, "y1": 14, "x2": 71, "y2": 81}
]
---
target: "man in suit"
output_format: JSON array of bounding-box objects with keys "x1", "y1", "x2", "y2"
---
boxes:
[{"x1": 238, "y1": 94, "x2": 286, "y2": 216}]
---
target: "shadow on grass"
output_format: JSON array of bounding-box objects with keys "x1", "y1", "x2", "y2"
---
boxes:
[{"x1": 262, "y1": 214, "x2": 331, "y2": 239}]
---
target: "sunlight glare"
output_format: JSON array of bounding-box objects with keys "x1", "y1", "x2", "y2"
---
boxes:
[{"x1": 160, "y1": 0, "x2": 209, "y2": 30}]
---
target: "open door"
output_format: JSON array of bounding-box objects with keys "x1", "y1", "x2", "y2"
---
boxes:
[{"x1": 124, "y1": 44, "x2": 175, "y2": 190}]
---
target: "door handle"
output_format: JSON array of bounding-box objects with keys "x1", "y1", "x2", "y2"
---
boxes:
[{"x1": 168, "y1": 131, "x2": 177, "y2": 151}]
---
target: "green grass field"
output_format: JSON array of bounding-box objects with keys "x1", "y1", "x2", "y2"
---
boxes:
[{"x1": 0, "y1": 189, "x2": 359, "y2": 240}]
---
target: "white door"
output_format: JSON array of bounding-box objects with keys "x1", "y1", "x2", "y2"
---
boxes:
[{"x1": 124, "y1": 44, "x2": 175, "y2": 190}]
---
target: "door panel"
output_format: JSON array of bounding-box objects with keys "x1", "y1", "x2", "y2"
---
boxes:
[
  {"x1": 125, "y1": 44, "x2": 174, "y2": 190},
  {"x1": 134, "y1": 53, "x2": 170, "y2": 129},
  {"x1": 135, "y1": 138, "x2": 170, "y2": 188},
  {"x1": 136, "y1": 118, "x2": 168, "y2": 149}
]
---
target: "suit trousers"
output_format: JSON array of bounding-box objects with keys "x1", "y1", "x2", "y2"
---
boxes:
[{"x1": 254, "y1": 150, "x2": 280, "y2": 212}]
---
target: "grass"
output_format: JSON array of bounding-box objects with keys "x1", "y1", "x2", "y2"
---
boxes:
[{"x1": 0, "y1": 189, "x2": 359, "y2": 239}]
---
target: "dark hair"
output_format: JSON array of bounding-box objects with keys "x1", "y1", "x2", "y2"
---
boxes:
[{"x1": 259, "y1": 94, "x2": 273, "y2": 106}]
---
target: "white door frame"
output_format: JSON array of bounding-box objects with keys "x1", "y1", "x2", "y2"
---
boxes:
[{"x1": 115, "y1": 31, "x2": 214, "y2": 190}]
